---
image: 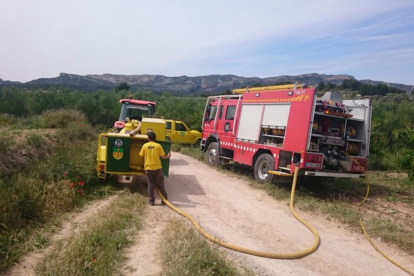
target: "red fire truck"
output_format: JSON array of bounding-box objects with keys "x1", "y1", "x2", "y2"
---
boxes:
[{"x1": 200, "y1": 84, "x2": 372, "y2": 184}]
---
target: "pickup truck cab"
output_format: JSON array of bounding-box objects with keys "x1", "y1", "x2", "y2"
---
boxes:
[{"x1": 165, "y1": 119, "x2": 201, "y2": 145}]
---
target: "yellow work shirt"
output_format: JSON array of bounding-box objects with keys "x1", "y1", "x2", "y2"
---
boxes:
[{"x1": 139, "y1": 141, "x2": 165, "y2": 171}]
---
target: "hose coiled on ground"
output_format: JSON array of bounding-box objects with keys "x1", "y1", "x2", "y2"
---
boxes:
[{"x1": 156, "y1": 165, "x2": 320, "y2": 259}]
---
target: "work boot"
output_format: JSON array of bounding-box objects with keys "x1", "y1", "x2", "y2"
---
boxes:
[
  {"x1": 148, "y1": 201, "x2": 154, "y2": 206},
  {"x1": 161, "y1": 200, "x2": 166, "y2": 206}
]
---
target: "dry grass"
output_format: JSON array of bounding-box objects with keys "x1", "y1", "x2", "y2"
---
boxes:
[
  {"x1": 0, "y1": 130, "x2": 55, "y2": 176},
  {"x1": 159, "y1": 218, "x2": 254, "y2": 276},
  {"x1": 34, "y1": 192, "x2": 146, "y2": 276}
]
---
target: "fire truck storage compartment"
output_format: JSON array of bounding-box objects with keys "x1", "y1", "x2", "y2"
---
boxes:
[
  {"x1": 237, "y1": 103, "x2": 291, "y2": 146},
  {"x1": 343, "y1": 98, "x2": 371, "y2": 158},
  {"x1": 260, "y1": 104, "x2": 290, "y2": 147},
  {"x1": 261, "y1": 126, "x2": 286, "y2": 147},
  {"x1": 236, "y1": 104, "x2": 263, "y2": 142},
  {"x1": 309, "y1": 99, "x2": 370, "y2": 158}
]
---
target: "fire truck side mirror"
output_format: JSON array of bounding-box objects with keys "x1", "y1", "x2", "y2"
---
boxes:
[
  {"x1": 206, "y1": 106, "x2": 211, "y2": 115},
  {"x1": 204, "y1": 106, "x2": 211, "y2": 122}
]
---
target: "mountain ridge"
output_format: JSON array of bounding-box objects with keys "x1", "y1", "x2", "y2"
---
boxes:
[{"x1": 1, "y1": 73, "x2": 412, "y2": 94}]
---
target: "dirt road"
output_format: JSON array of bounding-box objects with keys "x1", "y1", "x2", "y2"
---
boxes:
[{"x1": 139, "y1": 152, "x2": 413, "y2": 276}]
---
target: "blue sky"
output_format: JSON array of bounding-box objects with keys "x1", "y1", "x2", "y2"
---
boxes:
[{"x1": 1, "y1": 0, "x2": 413, "y2": 85}]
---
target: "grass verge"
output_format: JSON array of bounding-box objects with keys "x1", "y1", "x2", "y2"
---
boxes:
[
  {"x1": 171, "y1": 143, "x2": 204, "y2": 161},
  {"x1": 35, "y1": 191, "x2": 146, "y2": 276},
  {"x1": 0, "y1": 111, "x2": 114, "y2": 272},
  {"x1": 159, "y1": 218, "x2": 254, "y2": 276}
]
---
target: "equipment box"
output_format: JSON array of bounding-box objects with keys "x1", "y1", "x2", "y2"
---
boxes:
[
  {"x1": 106, "y1": 136, "x2": 131, "y2": 172},
  {"x1": 105, "y1": 135, "x2": 170, "y2": 176}
]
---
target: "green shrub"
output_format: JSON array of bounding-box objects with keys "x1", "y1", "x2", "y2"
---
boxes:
[
  {"x1": 37, "y1": 109, "x2": 87, "y2": 129},
  {"x1": 0, "y1": 109, "x2": 89, "y2": 130},
  {"x1": 58, "y1": 121, "x2": 95, "y2": 142},
  {"x1": 172, "y1": 144, "x2": 204, "y2": 161},
  {"x1": 27, "y1": 133, "x2": 44, "y2": 148},
  {"x1": 171, "y1": 143, "x2": 182, "y2": 152},
  {"x1": 368, "y1": 153, "x2": 398, "y2": 171},
  {"x1": 0, "y1": 114, "x2": 19, "y2": 126},
  {"x1": 0, "y1": 133, "x2": 15, "y2": 155},
  {"x1": 0, "y1": 176, "x2": 78, "y2": 269},
  {"x1": 0, "y1": 130, "x2": 54, "y2": 177}
]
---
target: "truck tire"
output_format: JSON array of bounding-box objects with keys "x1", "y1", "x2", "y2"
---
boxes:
[
  {"x1": 206, "y1": 142, "x2": 219, "y2": 166},
  {"x1": 254, "y1": 154, "x2": 274, "y2": 184}
]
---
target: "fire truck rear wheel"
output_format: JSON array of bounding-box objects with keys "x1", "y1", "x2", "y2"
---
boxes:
[
  {"x1": 206, "y1": 142, "x2": 219, "y2": 166},
  {"x1": 254, "y1": 154, "x2": 274, "y2": 184}
]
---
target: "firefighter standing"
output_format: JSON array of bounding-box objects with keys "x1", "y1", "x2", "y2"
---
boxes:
[{"x1": 139, "y1": 131, "x2": 171, "y2": 206}]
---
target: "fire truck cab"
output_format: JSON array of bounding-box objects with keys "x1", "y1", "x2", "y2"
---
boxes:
[{"x1": 201, "y1": 84, "x2": 372, "y2": 184}]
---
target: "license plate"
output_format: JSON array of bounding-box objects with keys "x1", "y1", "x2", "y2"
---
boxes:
[{"x1": 306, "y1": 162, "x2": 320, "y2": 168}]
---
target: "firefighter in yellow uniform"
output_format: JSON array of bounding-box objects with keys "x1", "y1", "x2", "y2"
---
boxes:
[{"x1": 139, "y1": 131, "x2": 171, "y2": 206}]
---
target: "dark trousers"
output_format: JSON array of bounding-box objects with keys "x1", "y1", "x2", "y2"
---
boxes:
[{"x1": 145, "y1": 169, "x2": 168, "y2": 203}]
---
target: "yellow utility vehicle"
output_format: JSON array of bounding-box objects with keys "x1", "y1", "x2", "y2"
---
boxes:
[
  {"x1": 96, "y1": 102, "x2": 170, "y2": 179},
  {"x1": 165, "y1": 119, "x2": 201, "y2": 145}
]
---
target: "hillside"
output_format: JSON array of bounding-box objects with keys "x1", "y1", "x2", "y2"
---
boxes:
[{"x1": 1, "y1": 73, "x2": 412, "y2": 94}]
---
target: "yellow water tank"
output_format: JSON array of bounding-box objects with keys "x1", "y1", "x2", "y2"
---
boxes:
[
  {"x1": 129, "y1": 139, "x2": 145, "y2": 170},
  {"x1": 141, "y1": 117, "x2": 167, "y2": 141}
]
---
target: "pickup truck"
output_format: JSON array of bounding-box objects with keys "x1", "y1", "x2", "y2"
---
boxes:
[{"x1": 165, "y1": 119, "x2": 201, "y2": 145}]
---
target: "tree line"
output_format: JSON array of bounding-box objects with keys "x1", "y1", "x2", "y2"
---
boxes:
[
  {"x1": 0, "y1": 87, "x2": 205, "y2": 130},
  {"x1": 318, "y1": 79, "x2": 408, "y2": 95}
]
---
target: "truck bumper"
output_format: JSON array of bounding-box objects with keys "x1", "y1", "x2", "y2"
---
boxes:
[{"x1": 304, "y1": 171, "x2": 365, "y2": 178}]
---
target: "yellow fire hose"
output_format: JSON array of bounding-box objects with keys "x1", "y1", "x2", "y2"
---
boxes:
[
  {"x1": 156, "y1": 165, "x2": 321, "y2": 259},
  {"x1": 345, "y1": 153, "x2": 414, "y2": 276}
]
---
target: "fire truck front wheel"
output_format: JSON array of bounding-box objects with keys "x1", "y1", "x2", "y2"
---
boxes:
[
  {"x1": 254, "y1": 154, "x2": 274, "y2": 184},
  {"x1": 206, "y1": 142, "x2": 219, "y2": 166}
]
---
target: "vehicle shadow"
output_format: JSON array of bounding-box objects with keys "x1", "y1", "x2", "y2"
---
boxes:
[
  {"x1": 165, "y1": 173, "x2": 205, "y2": 209},
  {"x1": 110, "y1": 172, "x2": 205, "y2": 210},
  {"x1": 169, "y1": 157, "x2": 190, "y2": 166},
  {"x1": 112, "y1": 175, "x2": 148, "y2": 195}
]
